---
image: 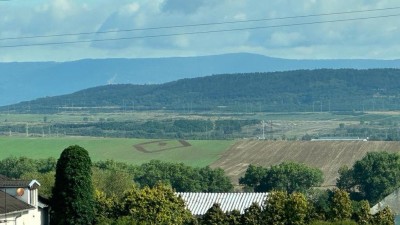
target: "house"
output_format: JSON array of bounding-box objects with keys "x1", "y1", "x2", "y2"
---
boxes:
[
  {"x1": 370, "y1": 188, "x2": 400, "y2": 224},
  {"x1": 0, "y1": 175, "x2": 49, "y2": 225},
  {"x1": 176, "y1": 192, "x2": 268, "y2": 216}
]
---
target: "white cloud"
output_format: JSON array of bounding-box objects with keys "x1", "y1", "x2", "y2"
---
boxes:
[
  {"x1": 269, "y1": 32, "x2": 304, "y2": 47},
  {"x1": 233, "y1": 13, "x2": 247, "y2": 21},
  {"x1": 172, "y1": 35, "x2": 190, "y2": 48},
  {"x1": 1, "y1": 0, "x2": 400, "y2": 61},
  {"x1": 119, "y1": 2, "x2": 141, "y2": 16},
  {"x1": 51, "y1": 0, "x2": 73, "y2": 19}
]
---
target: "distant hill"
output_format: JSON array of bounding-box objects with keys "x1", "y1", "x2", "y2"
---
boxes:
[
  {"x1": 1, "y1": 53, "x2": 399, "y2": 106},
  {"x1": 3, "y1": 68, "x2": 400, "y2": 113}
]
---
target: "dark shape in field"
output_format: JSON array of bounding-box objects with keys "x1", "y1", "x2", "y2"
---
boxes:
[{"x1": 134, "y1": 140, "x2": 191, "y2": 153}]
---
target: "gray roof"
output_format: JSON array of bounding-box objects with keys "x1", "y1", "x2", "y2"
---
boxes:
[
  {"x1": 176, "y1": 192, "x2": 268, "y2": 216},
  {"x1": 0, "y1": 190, "x2": 34, "y2": 214},
  {"x1": 0, "y1": 175, "x2": 40, "y2": 189},
  {"x1": 0, "y1": 174, "x2": 9, "y2": 180}
]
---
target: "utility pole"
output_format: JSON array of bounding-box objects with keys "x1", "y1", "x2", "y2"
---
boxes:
[{"x1": 261, "y1": 120, "x2": 265, "y2": 140}]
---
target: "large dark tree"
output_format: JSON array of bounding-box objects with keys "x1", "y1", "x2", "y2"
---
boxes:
[
  {"x1": 337, "y1": 151, "x2": 400, "y2": 204},
  {"x1": 51, "y1": 145, "x2": 95, "y2": 225}
]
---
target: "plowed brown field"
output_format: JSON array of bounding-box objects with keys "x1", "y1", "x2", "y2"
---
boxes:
[{"x1": 210, "y1": 140, "x2": 400, "y2": 187}]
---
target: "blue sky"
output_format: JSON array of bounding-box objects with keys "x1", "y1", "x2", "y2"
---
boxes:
[{"x1": 0, "y1": 0, "x2": 399, "y2": 61}]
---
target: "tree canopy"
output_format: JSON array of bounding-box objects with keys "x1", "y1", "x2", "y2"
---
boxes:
[
  {"x1": 134, "y1": 160, "x2": 233, "y2": 192},
  {"x1": 240, "y1": 162, "x2": 324, "y2": 193},
  {"x1": 119, "y1": 184, "x2": 193, "y2": 225},
  {"x1": 51, "y1": 145, "x2": 95, "y2": 225},
  {"x1": 337, "y1": 151, "x2": 400, "y2": 204},
  {"x1": 5, "y1": 69, "x2": 400, "y2": 113}
]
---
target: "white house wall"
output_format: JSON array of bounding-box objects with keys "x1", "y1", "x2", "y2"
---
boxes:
[{"x1": 16, "y1": 208, "x2": 42, "y2": 225}]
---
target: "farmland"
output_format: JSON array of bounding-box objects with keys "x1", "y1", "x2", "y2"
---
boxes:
[
  {"x1": 211, "y1": 140, "x2": 400, "y2": 186},
  {"x1": 3, "y1": 110, "x2": 400, "y2": 186},
  {"x1": 0, "y1": 136, "x2": 234, "y2": 167},
  {"x1": 3, "y1": 110, "x2": 400, "y2": 140},
  {"x1": 2, "y1": 135, "x2": 400, "y2": 187}
]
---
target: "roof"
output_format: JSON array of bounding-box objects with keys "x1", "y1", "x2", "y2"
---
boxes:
[
  {"x1": 38, "y1": 196, "x2": 50, "y2": 209},
  {"x1": 0, "y1": 190, "x2": 34, "y2": 214},
  {"x1": 0, "y1": 174, "x2": 9, "y2": 180},
  {"x1": 176, "y1": 192, "x2": 268, "y2": 216},
  {"x1": 371, "y1": 188, "x2": 400, "y2": 215},
  {"x1": 0, "y1": 175, "x2": 40, "y2": 189}
]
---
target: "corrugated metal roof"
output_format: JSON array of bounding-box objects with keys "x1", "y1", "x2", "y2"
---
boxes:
[{"x1": 176, "y1": 192, "x2": 268, "y2": 216}]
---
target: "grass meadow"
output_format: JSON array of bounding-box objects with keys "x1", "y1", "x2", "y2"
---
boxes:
[{"x1": 0, "y1": 136, "x2": 234, "y2": 167}]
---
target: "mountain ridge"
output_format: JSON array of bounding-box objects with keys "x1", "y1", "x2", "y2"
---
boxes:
[
  {"x1": 4, "y1": 68, "x2": 400, "y2": 113},
  {"x1": 1, "y1": 53, "x2": 399, "y2": 106}
]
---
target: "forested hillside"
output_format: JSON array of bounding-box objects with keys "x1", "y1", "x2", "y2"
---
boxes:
[
  {"x1": 1, "y1": 53, "x2": 399, "y2": 106},
  {"x1": 3, "y1": 68, "x2": 400, "y2": 113}
]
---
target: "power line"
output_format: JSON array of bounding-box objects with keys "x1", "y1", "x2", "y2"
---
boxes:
[
  {"x1": 1, "y1": 6, "x2": 400, "y2": 41},
  {"x1": 1, "y1": 13, "x2": 400, "y2": 48}
]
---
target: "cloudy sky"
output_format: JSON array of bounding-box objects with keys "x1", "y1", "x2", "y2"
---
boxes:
[{"x1": 0, "y1": 0, "x2": 399, "y2": 62}]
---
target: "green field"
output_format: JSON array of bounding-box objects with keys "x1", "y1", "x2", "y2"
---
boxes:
[{"x1": 0, "y1": 136, "x2": 234, "y2": 167}]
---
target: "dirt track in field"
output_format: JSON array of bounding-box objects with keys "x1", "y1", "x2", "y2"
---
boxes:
[{"x1": 210, "y1": 140, "x2": 400, "y2": 187}]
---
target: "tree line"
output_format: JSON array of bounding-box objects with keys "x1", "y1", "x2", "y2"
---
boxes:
[
  {"x1": 0, "y1": 118, "x2": 259, "y2": 139},
  {"x1": 0, "y1": 148, "x2": 398, "y2": 224}
]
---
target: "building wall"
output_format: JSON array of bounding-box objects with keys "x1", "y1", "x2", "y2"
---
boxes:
[
  {"x1": 1, "y1": 185, "x2": 44, "y2": 225},
  {"x1": 0, "y1": 206, "x2": 42, "y2": 225},
  {"x1": 16, "y1": 208, "x2": 43, "y2": 225}
]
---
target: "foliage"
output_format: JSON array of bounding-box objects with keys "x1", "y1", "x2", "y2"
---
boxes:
[
  {"x1": 201, "y1": 203, "x2": 228, "y2": 225},
  {"x1": 329, "y1": 189, "x2": 352, "y2": 221},
  {"x1": 94, "y1": 189, "x2": 119, "y2": 224},
  {"x1": 0, "y1": 156, "x2": 56, "y2": 179},
  {"x1": 309, "y1": 220, "x2": 358, "y2": 225},
  {"x1": 7, "y1": 69, "x2": 400, "y2": 114},
  {"x1": 120, "y1": 184, "x2": 193, "y2": 225},
  {"x1": 306, "y1": 189, "x2": 332, "y2": 221},
  {"x1": 371, "y1": 207, "x2": 395, "y2": 225},
  {"x1": 241, "y1": 202, "x2": 262, "y2": 225},
  {"x1": 336, "y1": 152, "x2": 400, "y2": 204},
  {"x1": 225, "y1": 209, "x2": 241, "y2": 225},
  {"x1": 336, "y1": 166, "x2": 355, "y2": 193},
  {"x1": 197, "y1": 166, "x2": 233, "y2": 192},
  {"x1": 21, "y1": 171, "x2": 55, "y2": 199},
  {"x1": 241, "y1": 162, "x2": 323, "y2": 193},
  {"x1": 94, "y1": 159, "x2": 137, "y2": 175},
  {"x1": 352, "y1": 200, "x2": 371, "y2": 225},
  {"x1": 134, "y1": 160, "x2": 233, "y2": 192},
  {"x1": 0, "y1": 118, "x2": 257, "y2": 140},
  {"x1": 0, "y1": 156, "x2": 38, "y2": 178},
  {"x1": 262, "y1": 191, "x2": 288, "y2": 225},
  {"x1": 287, "y1": 192, "x2": 309, "y2": 225},
  {"x1": 51, "y1": 145, "x2": 95, "y2": 225},
  {"x1": 239, "y1": 164, "x2": 266, "y2": 192},
  {"x1": 262, "y1": 191, "x2": 309, "y2": 225},
  {"x1": 92, "y1": 167, "x2": 133, "y2": 197}
]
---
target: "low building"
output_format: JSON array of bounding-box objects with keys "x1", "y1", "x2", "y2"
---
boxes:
[
  {"x1": 0, "y1": 175, "x2": 49, "y2": 225},
  {"x1": 176, "y1": 192, "x2": 268, "y2": 216}
]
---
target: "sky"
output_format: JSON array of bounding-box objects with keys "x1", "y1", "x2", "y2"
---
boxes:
[{"x1": 0, "y1": 0, "x2": 399, "y2": 62}]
